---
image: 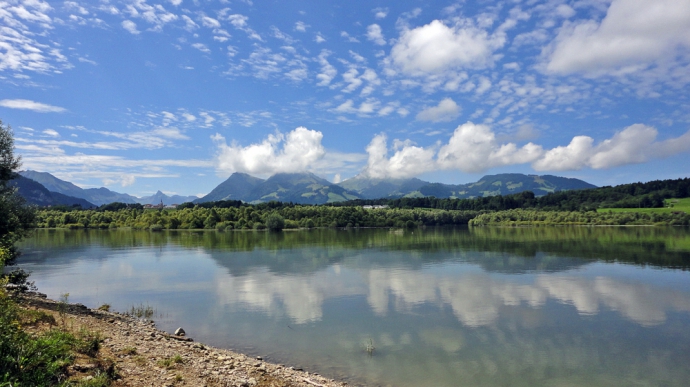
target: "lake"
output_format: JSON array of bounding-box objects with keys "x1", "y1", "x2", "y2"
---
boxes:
[{"x1": 16, "y1": 227, "x2": 690, "y2": 387}]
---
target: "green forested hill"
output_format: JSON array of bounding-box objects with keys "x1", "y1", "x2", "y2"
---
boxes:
[{"x1": 418, "y1": 173, "x2": 596, "y2": 198}]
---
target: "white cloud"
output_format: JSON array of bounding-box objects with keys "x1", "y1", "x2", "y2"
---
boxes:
[
  {"x1": 192, "y1": 42, "x2": 211, "y2": 53},
  {"x1": 333, "y1": 99, "x2": 380, "y2": 116},
  {"x1": 437, "y1": 122, "x2": 543, "y2": 173},
  {"x1": 373, "y1": 7, "x2": 388, "y2": 20},
  {"x1": 315, "y1": 33, "x2": 326, "y2": 43},
  {"x1": 226, "y1": 14, "x2": 262, "y2": 41},
  {"x1": 366, "y1": 24, "x2": 386, "y2": 45},
  {"x1": 121, "y1": 20, "x2": 139, "y2": 34},
  {"x1": 181, "y1": 15, "x2": 197, "y2": 31},
  {"x1": 388, "y1": 19, "x2": 504, "y2": 75},
  {"x1": 363, "y1": 134, "x2": 437, "y2": 179},
  {"x1": 294, "y1": 21, "x2": 307, "y2": 32},
  {"x1": 545, "y1": 0, "x2": 690, "y2": 75},
  {"x1": 341, "y1": 68, "x2": 363, "y2": 93},
  {"x1": 533, "y1": 124, "x2": 690, "y2": 171},
  {"x1": 42, "y1": 129, "x2": 59, "y2": 137},
  {"x1": 362, "y1": 122, "x2": 543, "y2": 178},
  {"x1": 0, "y1": 99, "x2": 65, "y2": 113},
  {"x1": 201, "y1": 16, "x2": 220, "y2": 28},
  {"x1": 340, "y1": 31, "x2": 359, "y2": 43},
  {"x1": 103, "y1": 174, "x2": 136, "y2": 187},
  {"x1": 315, "y1": 50, "x2": 337, "y2": 86},
  {"x1": 416, "y1": 98, "x2": 461, "y2": 122},
  {"x1": 212, "y1": 127, "x2": 326, "y2": 177}
]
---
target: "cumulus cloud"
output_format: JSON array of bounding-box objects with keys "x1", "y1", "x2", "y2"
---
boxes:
[
  {"x1": 363, "y1": 134, "x2": 437, "y2": 179},
  {"x1": 388, "y1": 19, "x2": 504, "y2": 75},
  {"x1": 544, "y1": 0, "x2": 690, "y2": 75},
  {"x1": 366, "y1": 24, "x2": 386, "y2": 45},
  {"x1": 362, "y1": 122, "x2": 544, "y2": 178},
  {"x1": 437, "y1": 122, "x2": 543, "y2": 173},
  {"x1": 212, "y1": 127, "x2": 326, "y2": 176},
  {"x1": 0, "y1": 99, "x2": 65, "y2": 113},
  {"x1": 416, "y1": 98, "x2": 461, "y2": 122},
  {"x1": 533, "y1": 124, "x2": 690, "y2": 171}
]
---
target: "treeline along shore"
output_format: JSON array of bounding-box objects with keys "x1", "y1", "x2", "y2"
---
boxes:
[{"x1": 33, "y1": 177, "x2": 690, "y2": 228}]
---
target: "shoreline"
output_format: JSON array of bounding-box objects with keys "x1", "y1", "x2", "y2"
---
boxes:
[{"x1": 15, "y1": 292, "x2": 354, "y2": 387}]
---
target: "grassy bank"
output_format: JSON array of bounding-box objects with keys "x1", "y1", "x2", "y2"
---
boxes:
[{"x1": 598, "y1": 197, "x2": 690, "y2": 214}]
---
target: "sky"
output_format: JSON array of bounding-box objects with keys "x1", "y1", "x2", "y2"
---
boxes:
[{"x1": 1, "y1": 0, "x2": 689, "y2": 198}]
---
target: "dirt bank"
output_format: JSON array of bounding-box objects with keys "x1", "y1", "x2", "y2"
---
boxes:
[{"x1": 16, "y1": 293, "x2": 354, "y2": 387}]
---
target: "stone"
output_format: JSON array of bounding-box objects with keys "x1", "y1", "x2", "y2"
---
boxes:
[{"x1": 175, "y1": 327, "x2": 186, "y2": 336}]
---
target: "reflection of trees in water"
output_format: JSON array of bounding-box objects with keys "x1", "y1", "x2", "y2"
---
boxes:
[{"x1": 18, "y1": 226, "x2": 690, "y2": 273}]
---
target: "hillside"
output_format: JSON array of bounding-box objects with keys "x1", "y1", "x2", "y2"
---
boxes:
[
  {"x1": 10, "y1": 175, "x2": 95, "y2": 208},
  {"x1": 246, "y1": 172, "x2": 360, "y2": 204},
  {"x1": 195, "y1": 172, "x2": 265, "y2": 202},
  {"x1": 337, "y1": 175, "x2": 429, "y2": 199},
  {"x1": 19, "y1": 171, "x2": 137, "y2": 205},
  {"x1": 418, "y1": 173, "x2": 596, "y2": 198}
]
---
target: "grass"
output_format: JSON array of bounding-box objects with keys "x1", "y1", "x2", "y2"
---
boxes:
[
  {"x1": 19, "y1": 308, "x2": 57, "y2": 326},
  {"x1": 598, "y1": 198, "x2": 690, "y2": 214},
  {"x1": 157, "y1": 354, "x2": 184, "y2": 369},
  {"x1": 1, "y1": 291, "x2": 118, "y2": 387},
  {"x1": 124, "y1": 303, "x2": 156, "y2": 319}
]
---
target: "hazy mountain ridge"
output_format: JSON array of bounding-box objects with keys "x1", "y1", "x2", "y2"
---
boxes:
[
  {"x1": 16, "y1": 170, "x2": 597, "y2": 206},
  {"x1": 10, "y1": 175, "x2": 96, "y2": 208},
  {"x1": 417, "y1": 174, "x2": 597, "y2": 199},
  {"x1": 19, "y1": 171, "x2": 138, "y2": 205},
  {"x1": 137, "y1": 191, "x2": 199, "y2": 206},
  {"x1": 19, "y1": 171, "x2": 197, "y2": 206},
  {"x1": 338, "y1": 173, "x2": 596, "y2": 200}
]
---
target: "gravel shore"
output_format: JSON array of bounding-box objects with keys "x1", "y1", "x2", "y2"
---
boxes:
[{"x1": 17, "y1": 293, "x2": 354, "y2": 387}]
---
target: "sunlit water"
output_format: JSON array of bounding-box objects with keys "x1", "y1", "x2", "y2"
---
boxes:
[{"x1": 16, "y1": 227, "x2": 690, "y2": 386}]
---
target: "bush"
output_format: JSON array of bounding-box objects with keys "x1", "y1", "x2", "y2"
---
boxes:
[
  {"x1": 265, "y1": 213, "x2": 285, "y2": 231},
  {"x1": 0, "y1": 296, "x2": 76, "y2": 385}
]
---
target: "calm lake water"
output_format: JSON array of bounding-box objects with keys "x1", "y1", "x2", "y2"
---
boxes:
[{"x1": 16, "y1": 227, "x2": 690, "y2": 386}]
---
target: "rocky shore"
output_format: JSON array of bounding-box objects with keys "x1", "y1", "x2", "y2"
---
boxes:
[{"x1": 16, "y1": 293, "x2": 354, "y2": 387}]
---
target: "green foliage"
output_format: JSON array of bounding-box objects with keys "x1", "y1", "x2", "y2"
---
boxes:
[
  {"x1": 34, "y1": 204, "x2": 480, "y2": 230},
  {"x1": 469, "y1": 209, "x2": 690, "y2": 226},
  {"x1": 0, "y1": 296, "x2": 75, "y2": 385},
  {"x1": 0, "y1": 120, "x2": 36, "y2": 267},
  {"x1": 265, "y1": 213, "x2": 285, "y2": 231},
  {"x1": 157, "y1": 354, "x2": 184, "y2": 369}
]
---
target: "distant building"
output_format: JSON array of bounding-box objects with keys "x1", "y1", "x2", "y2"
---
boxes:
[{"x1": 363, "y1": 205, "x2": 388, "y2": 209}]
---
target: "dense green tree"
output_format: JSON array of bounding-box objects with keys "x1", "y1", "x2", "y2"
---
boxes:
[
  {"x1": 0, "y1": 121, "x2": 35, "y2": 267},
  {"x1": 265, "y1": 213, "x2": 285, "y2": 231}
]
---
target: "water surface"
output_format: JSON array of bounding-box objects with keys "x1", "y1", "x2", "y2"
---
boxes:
[{"x1": 17, "y1": 227, "x2": 690, "y2": 386}]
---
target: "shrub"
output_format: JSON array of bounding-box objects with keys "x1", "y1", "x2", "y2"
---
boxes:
[{"x1": 265, "y1": 213, "x2": 285, "y2": 231}]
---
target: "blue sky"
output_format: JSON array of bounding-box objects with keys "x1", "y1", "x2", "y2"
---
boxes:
[{"x1": 1, "y1": 0, "x2": 689, "y2": 198}]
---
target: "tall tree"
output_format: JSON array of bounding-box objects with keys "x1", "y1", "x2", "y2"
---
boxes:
[{"x1": 0, "y1": 120, "x2": 35, "y2": 267}]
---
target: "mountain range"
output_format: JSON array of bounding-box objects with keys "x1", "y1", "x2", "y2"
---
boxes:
[
  {"x1": 16, "y1": 171, "x2": 198, "y2": 206},
  {"x1": 195, "y1": 172, "x2": 597, "y2": 205},
  {"x1": 12, "y1": 170, "x2": 597, "y2": 207}
]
